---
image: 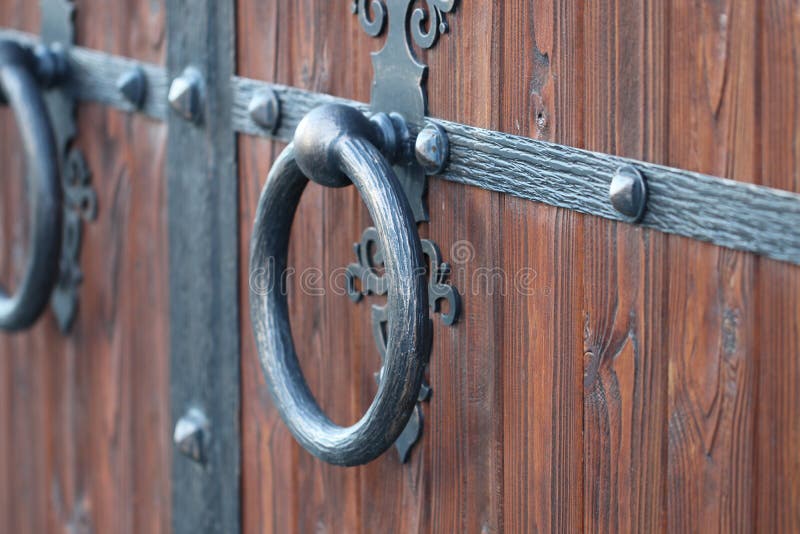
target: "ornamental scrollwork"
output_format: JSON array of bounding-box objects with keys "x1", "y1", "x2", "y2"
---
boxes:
[
  {"x1": 345, "y1": 226, "x2": 461, "y2": 462},
  {"x1": 352, "y1": 0, "x2": 457, "y2": 50}
]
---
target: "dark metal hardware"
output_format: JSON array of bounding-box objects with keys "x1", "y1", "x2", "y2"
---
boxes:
[
  {"x1": 0, "y1": 40, "x2": 62, "y2": 331},
  {"x1": 174, "y1": 407, "x2": 211, "y2": 465},
  {"x1": 349, "y1": 0, "x2": 460, "y2": 462},
  {"x1": 50, "y1": 149, "x2": 96, "y2": 330},
  {"x1": 345, "y1": 226, "x2": 460, "y2": 461},
  {"x1": 2, "y1": 29, "x2": 798, "y2": 265},
  {"x1": 116, "y1": 66, "x2": 147, "y2": 109},
  {"x1": 353, "y1": 0, "x2": 457, "y2": 222},
  {"x1": 168, "y1": 66, "x2": 204, "y2": 123},
  {"x1": 610, "y1": 165, "x2": 648, "y2": 222},
  {"x1": 166, "y1": 1, "x2": 240, "y2": 531},
  {"x1": 250, "y1": 103, "x2": 432, "y2": 466},
  {"x1": 39, "y1": 0, "x2": 97, "y2": 333},
  {"x1": 247, "y1": 87, "x2": 280, "y2": 133},
  {"x1": 415, "y1": 123, "x2": 450, "y2": 176}
]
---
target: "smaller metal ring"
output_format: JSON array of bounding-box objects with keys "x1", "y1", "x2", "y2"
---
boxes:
[{"x1": 0, "y1": 41, "x2": 62, "y2": 331}]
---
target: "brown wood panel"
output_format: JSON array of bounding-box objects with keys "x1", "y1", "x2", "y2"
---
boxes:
[
  {"x1": 238, "y1": 1, "x2": 800, "y2": 533},
  {"x1": 666, "y1": 2, "x2": 760, "y2": 531},
  {"x1": 755, "y1": 2, "x2": 800, "y2": 530},
  {"x1": 581, "y1": 2, "x2": 669, "y2": 532},
  {"x1": 495, "y1": 1, "x2": 585, "y2": 532},
  {"x1": 238, "y1": 2, "x2": 372, "y2": 533},
  {"x1": 0, "y1": 0, "x2": 794, "y2": 531},
  {"x1": 0, "y1": 1, "x2": 170, "y2": 533}
]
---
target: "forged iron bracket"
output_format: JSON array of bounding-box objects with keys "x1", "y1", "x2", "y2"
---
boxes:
[
  {"x1": 350, "y1": 0, "x2": 460, "y2": 462},
  {"x1": 346, "y1": 227, "x2": 460, "y2": 462},
  {"x1": 40, "y1": 0, "x2": 98, "y2": 332},
  {"x1": 353, "y1": 0, "x2": 456, "y2": 222}
]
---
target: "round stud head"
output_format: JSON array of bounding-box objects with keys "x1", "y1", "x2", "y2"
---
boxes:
[
  {"x1": 415, "y1": 123, "x2": 450, "y2": 175},
  {"x1": 293, "y1": 103, "x2": 377, "y2": 188},
  {"x1": 609, "y1": 165, "x2": 647, "y2": 221},
  {"x1": 248, "y1": 88, "x2": 280, "y2": 132}
]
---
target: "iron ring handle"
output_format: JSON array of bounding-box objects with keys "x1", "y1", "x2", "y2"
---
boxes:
[
  {"x1": 0, "y1": 41, "x2": 62, "y2": 331},
  {"x1": 249, "y1": 104, "x2": 432, "y2": 466}
]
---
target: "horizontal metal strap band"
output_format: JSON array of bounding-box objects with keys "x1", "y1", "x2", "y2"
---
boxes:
[{"x1": 2, "y1": 28, "x2": 799, "y2": 265}]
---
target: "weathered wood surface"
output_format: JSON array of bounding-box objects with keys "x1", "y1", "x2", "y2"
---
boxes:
[
  {"x1": 239, "y1": 1, "x2": 800, "y2": 533},
  {"x1": 0, "y1": 1, "x2": 170, "y2": 533},
  {"x1": 0, "y1": 0, "x2": 797, "y2": 532}
]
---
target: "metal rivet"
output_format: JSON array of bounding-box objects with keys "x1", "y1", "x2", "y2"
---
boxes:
[
  {"x1": 116, "y1": 66, "x2": 146, "y2": 109},
  {"x1": 415, "y1": 123, "x2": 450, "y2": 175},
  {"x1": 609, "y1": 165, "x2": 647, "y2": 221},
  {"x1": 168, "y1": 67, "x2": 203, "y2": 123},
  {"x1": 247, "y1": 88, "x2": 280, "y2": 133},
  {"x1": 173, "y1": 407, "x2": 210, "y2": 464}
]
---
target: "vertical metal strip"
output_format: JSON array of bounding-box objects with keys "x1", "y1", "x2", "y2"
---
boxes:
[{"x1": 166, "y1": 1, "x2": 240, "y2": 532}]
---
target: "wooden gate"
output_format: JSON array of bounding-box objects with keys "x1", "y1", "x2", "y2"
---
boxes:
[{"x1": 0, "y1": 1, "x2": 798, "y2": 532}]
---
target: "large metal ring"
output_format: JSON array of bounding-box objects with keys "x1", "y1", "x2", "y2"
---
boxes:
[
  {"x1": 0, "y1": 41, "x2": 62, "y2": 331},
  {"x1": 249, "y1": 104, "x2": 431, "y2": 466}
]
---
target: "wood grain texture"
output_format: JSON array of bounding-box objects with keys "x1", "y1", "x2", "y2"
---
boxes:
[
  {"x1": 755, "y1": 1, "x2": 800, "y2": 530},
  {"x1": 238, "y1": 1, "x2": 367, "y2": 532},
  {"x1": 3, "y1": 25, "x2": 800, "y2": 264},
  {"x1": 2, "y1": 0, "x2": 796, "y2": 531},
  {"x1": 666, "y1": 2, "x2": 760, "y2": 531},
  {"x1": 239, "y1": 1, "x2": 799, "y2": 533},
  {"x1": 581, "y1": 2, "x2": 668, "y2": 532},
  {"x1": 496, "y1": 1, "x2": 584, "y2": 532},
  {"x1": 0, "y1": 1, "x2": 169, "y2": 533}
]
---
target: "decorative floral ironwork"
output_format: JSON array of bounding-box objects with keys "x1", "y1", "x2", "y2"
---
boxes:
[
  {"x1": 352, "y1": 0, "x2": 386, "y2": 37},
  {"x1": 350, "y1": 0, "x2": 458, "y2": 223},
  {"x1": 50, "y1": 148, "x2": 97, "y2": 332},
  {"x1": 346, "y1": 226, "x2": 461, "y2": 462},
  {"x1": 352, "y1": 0, "x2": 456, "y2": 49},
  {"x1": 410, "y1": 0, "x2": 456, "y2": 49}
]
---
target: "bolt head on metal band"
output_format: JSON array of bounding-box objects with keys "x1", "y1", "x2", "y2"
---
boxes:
[
  {"x1": 610, "y1": 165, "x2": 647, "y2": 222},
  {"x1": 168, "y1": 66, "x2": 204, "y2": 123},
  {"x1": 415, "y1": 123, "x2": 450, "y2": 175},
  {"x1": 247, "y1": 88, "x2": 280, "y2": 133},
  {"x1": 117, "y1": 66, "x2": 147, "y2": 109},
  {"x1": 249, "y1": 103, "x2": 431, "y2": 466}
]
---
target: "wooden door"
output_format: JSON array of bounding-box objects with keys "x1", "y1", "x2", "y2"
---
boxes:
[
  {"x1": 1, "y1": 1, "x2": 799, "y2": 533},
  {"x1": 0, "y1": 1, "x2": 170, "y2": 532},
  {"x1": 239, "y1": 2, "x2": 800, "y2": 532}
]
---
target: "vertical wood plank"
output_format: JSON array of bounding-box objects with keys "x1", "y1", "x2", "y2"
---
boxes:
[
  {"x1": 426, "y1": 2, "x2": 506, "y2": 532},
  {"x1": 236, "y1": 1, "x2": 299, "y2": 532},
  {"x1": 0, "y1": 1, "x2": 170, "y2": 533},
  {"x1": 497, "y1": 1, "x2": 585, "y2": 532},
  {"x1": 0, "y1": 6, "x2": 46, "y2": 533},
  {"x1": 581, "y1": 1, "x2": 669, "y2": 532},
  {"x1": 666, "y1": 1, "x2": 758, "y2": 531},
  {"x1": 238, "y1": 1, "x2": 371, "y2": 532},
  {"x1": 755, "y1": 1, "x2": 800, "y2": 530}
]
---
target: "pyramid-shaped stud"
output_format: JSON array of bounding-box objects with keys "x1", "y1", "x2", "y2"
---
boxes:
[
  {"x1": 168, "y1": 67, "x2": 204, "y2": 123},
  {"x1": 248, "y1": 88, "x2": 280, "y2": 133},
  {"x1": 173, "y1": 407, "x2": 210, "y2": 464},
  {"x1": 116, "y1": 67, "x2": 146, "y2": 109}
]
